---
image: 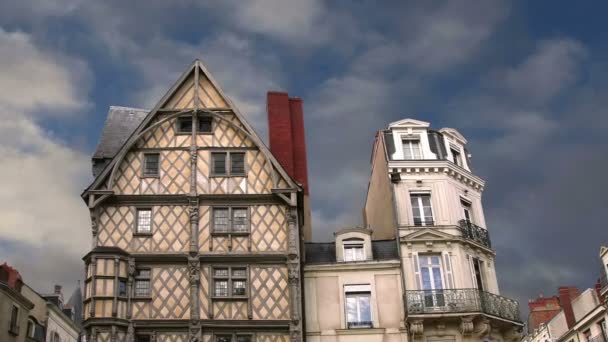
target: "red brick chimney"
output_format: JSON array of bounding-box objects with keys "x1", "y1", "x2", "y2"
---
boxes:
[
  {"x1": 267, "y1": 91, "x2": 311, "y2": 240},
  {"x1": 558, "y1": 286, "x2": 581, "y2": 329},
  {"x1": 0, "y1": 262, "x2": 24, "y2": 292}
]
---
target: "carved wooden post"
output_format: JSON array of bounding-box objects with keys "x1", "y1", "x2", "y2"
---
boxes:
[
  {"x1": 90, "y1": 257, "x2": 97, "y2": 318},
  {"x1": 189, "y1": 199, "x2": 199, "y2": 254},
  {"x1": 126, "y1": 258, "x2": 135, "y2": 342},
  {"x1": 91, "y1": 208, "x2": 99, "y2": 249},
  {"x1": 189, "y1": 256, "x2": 201, "y2": 342},
  {"x1": 287, "y1": 207, "x2": 302, "y2": 342},
  {"x1": 90, "y1": 327, "x2": 97, "y2": 342}
]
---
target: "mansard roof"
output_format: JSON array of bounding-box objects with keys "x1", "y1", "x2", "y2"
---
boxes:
[
  {"x1": 93, "y1": 106, "x2": 148, "y2": 159},
  {"x1": 304, "y1": 239, "x2": 399, "y2": 264}
]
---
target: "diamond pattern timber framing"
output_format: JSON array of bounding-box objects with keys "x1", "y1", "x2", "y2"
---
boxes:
[
  {"x1": 250, "y1": 206, "x2": 287, "y2": 252},
  {"x1": 131, "y1": 300, "x2": 150, "y2": 319},
  {"x1": 199, "y1": 265, "x2": 210, "y2": 319},
  {"x1": 198, "y1": 206, "x2": 211, "y2": 252},
  {"x1": 97, "y1": 331, "x2": 111, "y2": 342},
  {"x1": 212, "y1": 301, "x2": 248, "y2": 320},
  {"x1": 138, "y1": 115, "x2": 190, "y2": 149},
  {"x1": 250, "y1": 266, "x2": 290, "y2": 320},
  {"x1": 212, "y1": 114, "x2": 253, "y2": 148},
  {"x1": 151, "y1": 267, "x2": 190, "y2": 319},
  {"x1": 256, "y1": 334, "x2": 289, "y2": 342},
  {"x1": 152, "y1": 206, "x2": 190, "y2": 252},
  {"x1": 160, "y1": 151, "x2": 191, "y2": 194},
  {"x1": 98, "y1": 206, "x2": 133, "y2": 250},
  {"x1": 156, "y1": 333, "x2": 188, "y2": 342},
  {"x1": 113, "y1": 152, "x2": 141, "y2": 195},
  {"x1": 247, "y1": 151, "x2": 273, "y2": 194},
  {"x1": 196, "y1": 151, "x2": 210, "y2": 193}
]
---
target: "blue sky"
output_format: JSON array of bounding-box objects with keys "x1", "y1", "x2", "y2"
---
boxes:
[{"x1": 0, "y1": 0, "x2": 607, "y2": 317}]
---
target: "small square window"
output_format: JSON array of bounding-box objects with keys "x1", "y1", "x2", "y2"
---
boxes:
[
  {"x1": 344, "y1": 243, "x2": 365, "y2": 262},
  {"x1": 136, "y1": 209, "x2": 152, "y2": 233},
  {"x1": 230, "y1": 153, "x2": 245, "y2": 175},
  {"x1": 143, "y1": 153, "x2": 160, "y2": 177},
  {"x1": 212, "y1": 153, "x2": 227, "y2": 176},
  {"x1": 177, "y1": 117, "x2": 193, "y2": 133},
  {"x1": 232, "y1": 280, "x2": 246, "y2": 296},
  {"x1": 198, "y1": 116, "x2": 213, "y2": 132}
]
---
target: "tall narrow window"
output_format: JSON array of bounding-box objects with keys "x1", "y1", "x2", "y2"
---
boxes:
[
  {"x1": 418, "y1": 255, "x2": 445, "y2": 307},
  {"x1": 212, "y1": 153, "x2": 227, "y2": 176},
  {"x1": 9, "y1": 305, "x2": 19, "y2": 334},
  {"x1": 136, "y1": 209, "x2": 152, "y2": 234},
  {"x1": 451, "y1": 147, "x2": 462, "y2": 166},
  {"x1": 461, "y1": 200, "x2": 473, "y2": 223},
  {"x1": 343, "y1": 239, "x2": 365, "y2": 262},
  {"x1": 143, "y1": 153, "x2": 160, "y2": 177},
  {"x1": 26, "y1": 319, "x2": 34, "y2": 338},
  {"x1": 402, "y1": 139, "x2": 422, "y2": 160},
  {"x1": 230, "y1": 153, "x2": 246, "y2": 175},
  {"x1": 232, "y1": 208, "x2": 248, "y2": 233},
  {"x1": 213, "y1": 208, "x2": 230, "y2": 233},
  {"x1": 411, "y1": 193, "x2": 434, "y2": 226},
  {"x1": 134, "y1": 269, "x2": 151, "y2": 297},
  {"x1": 345, "y1": 285, "x2": 372, "y2": 328},
  {"x1": 118, "y1": 280, "x2": 127, "y2": 297},
  {"x1": 471, "y1": 257, "x2": 485, "y2": 291}
]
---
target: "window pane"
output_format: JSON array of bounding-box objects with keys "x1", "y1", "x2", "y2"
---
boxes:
[
  {"x1": 232, "y1": 208, "x2": 248, "y2": 232},
  {"x1": 212, "y1": 153, "x2": 227, "y2": 175},
  {"x1": 198, "y1": 116, "x2": 212, "y2": 132},
  {"x1": 214, "y1": 268, "x2": 229, "y2": 277},
  {"x1": 213, "y1": 209, "x2": 229, "y2": 232},
  {"x1": 410, "y1": 141, "x2": 422, "y2": 159},
  {"x1": 119, "y1": 280, "x2": 127, "y2": 296},
  {"x1": 143, "y1": 154, "x2": 159, "y2": 176},
  {"x1": 232, "y1": 280, "x2": 246, "y2": 296},
  {"x1": 137, "y1": 209, "x2": 152, "y2": 233},
  {"x1": 344, "y1": 245, "x2": 364, "y2": 261},
  {"x1": 403, "y1": 140, "x2": 422, "y2": 160},
  {"x1": 177, "y1": 117, "x2": 192, "y2": 133},
  {"x1": 359, "y1": 295, "x2": 371, "y2": 321},
  {"x1": 346, "y1": 296, "x2": 358, "y2": 322},
  {"x1": 231, "y1": 153, "x2": 245, "y2": 175},
  {"x1": 232, "y1": 268, "x2": 247, "y2": 278},
  {"x1": 135, "y1": 280, "x2": 150, "y2": 296},
  {"x1": 420, "y1": 268, "x2": 432, "y2": 290},
  {"x1": 432, "y1": 268, "x2": 443, "y2": 289},
  {"x1": 137, "y1": 269, "x2": 150, "y2": 278},
  {"x1": 215, "y1": 280, "x2": 228, "y2": 297}
]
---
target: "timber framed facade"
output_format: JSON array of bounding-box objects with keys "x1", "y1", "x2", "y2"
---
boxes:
[{"x1": 81, "y1": 60, "x2": 305, "y2": 342}]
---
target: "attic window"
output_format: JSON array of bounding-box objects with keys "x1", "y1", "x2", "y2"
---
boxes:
[
  {"x1": 177, "y1": 116, "x2": 193, "y2": 133},
  {"x1": 343, "y1": 238, "x2": 365, "y2": 262},
  {"x1": 402, "y1": 139, "x2": 422, "y2": 160},
  {"x1": 177, "y1": 115, "x2": 213, "y2": 133}
]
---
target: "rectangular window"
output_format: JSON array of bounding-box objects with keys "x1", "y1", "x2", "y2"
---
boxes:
[
  {"x1": 345, "y1": 286, "x2": 372, "y2": 328},
  {"x1": 236, "y1": 337, "x2": 252, "y2": 342},
  {"x1": 411, "y1": 193, "x2": 434, "y2": 226},
  {"x1": 136, "y1": 209, "x2": 152, "y2": 234},
  {"x1": 143, "y1": 153, "x2": 160, "y2": 177},
  {"x1": 9, "y1": 305, "x2": 19, "y2": 333},
  {"x1": 177, "y1": 116, "x2": 193, "y2": 133},
  {"x1": 418, "y1": 255, "x2": 445, "y2": 307},
  {"x1": 471, "y1": 257, "x2": 485, "y2": 291},
  {"x1": 212, "y1": 153, "x2": 227, "y2": 176},
  {"x1": 136, "y1": 336, "x2": 151, "y2": 342},
  {"x1": 451, "y1": 147, "x2": 462, "y2": 166},
  {"x1": 461, "y1": 200, "x2": 473, "y2": 223},
  {"x1": 215, "y1": 336, "x2": 231, "y2": 342},
  {"x1": 212, "y1": 207, "x2": 249, "y2": 234},
  {"x1": 198, "y1": 116, "x2": 213, "y2": 133},
  {"x1": 343, "y1": 240, "x2": 365, "y2": 262},
  {"x1": 230, "y1": 153, "x2": 245, "y2": 175},
  {"x1": 118, "y1": 280, "x2": 127, "y2": 297},
  {"x1": 402, "y1": 139, "x2": 422, "y2": 160},
  {"x1": 213, "y1": 267, "x2": 247, "y2": 298},
  {"x1": 134, "y1": 269, "x2": 151, "y2": 297}
]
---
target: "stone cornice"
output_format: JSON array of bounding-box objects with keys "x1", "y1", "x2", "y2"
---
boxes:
[
  {"x1": 0, "y1": 282, "x2": 34, "y2": 309},
  {"x1": 388, "y1": 160, "x2": 485, "y2": 192},
  {"x1": 304, "y1": 260, "x2": 400, "y2": 272}
]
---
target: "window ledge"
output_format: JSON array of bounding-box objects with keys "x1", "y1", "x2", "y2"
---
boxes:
[
  {"x1": 132, "y1": 296, "x2": 152, "y2": 301},
  {"x1": 133, "y1": 232, "x2": 153, "y2": 237},
  {"x1": 141, "y1": 175, "x2": 160, "y2": 179},
  {"x1": 209, "y1": 174, "x2": 247, "y2": 178},
  {"x1": 335, "y1": 327, "x2": 385, "y2": 335},
  {"x1": 8, "y1": 327, "x2": 20, "y2": 336},
  {"x1": 211, "y1": 232, "x2": 250, "y2": 237},
  {"x1": 210, "y1": 296, "x2": 249, "y2": 301}
]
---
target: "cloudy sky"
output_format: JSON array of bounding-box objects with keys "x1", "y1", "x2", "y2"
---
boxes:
[{"x1": 0, "y1": 0, "x2": 607, "y2": 316}]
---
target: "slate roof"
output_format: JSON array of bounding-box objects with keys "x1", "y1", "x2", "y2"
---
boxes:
[
  {"x1": 304, "y1": 239, "x2": 399, "y2": 264},
  {"x1": 67, "y1": 285, "x2": 83, "y2": 327},
  {"x1": 93, "y1": 106, "x2": 148, "y2": 159}
]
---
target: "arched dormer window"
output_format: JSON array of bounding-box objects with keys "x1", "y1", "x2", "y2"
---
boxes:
[
  {"x1": 335, "y1": 227, "x2": 373, "y2": 262},
  {"x1": 343, "y1": 238, "x2": 365, "y2": 262}
]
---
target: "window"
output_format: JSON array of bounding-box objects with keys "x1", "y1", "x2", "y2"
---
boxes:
[
  {"x1": 211, "y1": 152, "x2": 247, "y2": 176},
  {"x1": 134, "y1": 269, "x2": 151, "y2": 297},
  {"x1": 177, "y1": 116, "x2": 193, "y2": 133},
  {"x1": 402, "y1": 139, "x2": 422, "y2": 160},
  {"x1": 461, "y1": 200, "x2": 473, "y2": 223},
  {"x1": 583, "y1": 330, "x2": 591, "y2": 342},
  {"x1": 136, "y1": 209, "x2": 152, "y2": 234},
  {"x1": 143, "y1": 153, "x2": 160, "y2": 177},
  {"x1": 118, "y1": 280, "x2": 127, "y2": 296},
  {"x1": 343, "y1": 239, "x2": 365, "y2": 262},
  {"x1": 213, "y1": 267, "x2": 247, "y2": 298},
  {"x1": 177, "y1": 116, "x2": 214, "y2": 133},
  {"x1": 418, "y1": 255, "x2": 445, "y2": 307},
  {"x1": 215, "y1": 335, "x2": 252, "y2": 342},
  {"x1": 198, "y1": 116, "x2": 213, "y2": 133},
  {"x1": 136, "y1": 336, "x2": 151, "y2": 342},
  {"x1": 451, "y1": 147, "x2": 462, "y2": 166},
  {"x1": 212, "y1": 207, "x2": 249, "y2": 234},
  {"x1": 9, "y1": 305, "x2": 19, "y2": 334},
  {"x1": 471, "y1": 257, "x2": 485, "y2": 291},
  {"x1": 26, "y1": 319, "x2": 34, "y2": 338},
  {"x1": 216, "y1": 336, "x2": 231, "y2": 342},
  {"x1": 53, "y1": 332, "x2": 60, "y2": 342},
  {"x1": 345, "y1": 285, "x2": 372, "y2": 328},
  {"x1": 411, "y1": 193, "x2": 434, "y2": 226}
]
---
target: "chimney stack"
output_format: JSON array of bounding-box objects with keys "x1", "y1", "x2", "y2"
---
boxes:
[
  {"x1": 54, "y1": 284, "x2": 62, "y2": 294},
  {"x1": 558, "y1": 286, "x2": 580, "y2": 329},
  {"x1": 267, "y1": 91, "x2": 312, "y2": 241}
]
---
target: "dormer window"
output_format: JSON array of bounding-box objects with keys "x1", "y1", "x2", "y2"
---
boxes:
[
  {"x1": 451, "y1": 146, "x2": 462, "y2": 166},
  {"x1": 343, "y1": 238, "x2": 365, "y2": 262},
  {"x1": 402, "y1": 138, "x2": 422, "y2": 160}
]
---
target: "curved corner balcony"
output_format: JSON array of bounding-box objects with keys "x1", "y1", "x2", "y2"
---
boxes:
[
  {"x1": 406, "y1": 289, "x2": 521, "y2": 323},
  {"x1": 458, "y1": 220, "x2": 492, "y2": 249}
]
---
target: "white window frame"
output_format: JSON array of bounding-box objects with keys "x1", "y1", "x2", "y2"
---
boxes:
[
  {"x1": 344, "y1": 284, "x2": 372, "y2": 328},
  {"x1": 469, "y1": 256, "x2": 486, "y2": 291},
  {"x1": 401, "y1": 138, "x2": 423, "y2": 160},
  {"x1": 410, "y1": 192, "x2": 434, "y2": 226},
  {"x1": 461, "y1": 198, "x2": 473, "y2": 223},
  {"x1": 417, "y1": 254, "x2": 446, "y2": 291},
  {"x1": 450, "y1": 145, "x2": 463, "y2": 166},
  {"x1": 343, "y1": 239, "x2": 366, "y2": 262}
]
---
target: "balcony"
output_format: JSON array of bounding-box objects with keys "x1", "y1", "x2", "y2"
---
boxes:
[
  {"x1": 600, "y1": 267, "x2": 608, "y2": 293},
  {"x1": 347, "y1": 321, "x2": 373, "y2": 329},
  {"x1": 406, "y1": 289, "x2": 520, "y2": 323},
  {"x1": 458, "y1": 220, "x2": 492, "y2": 249},
  {"x1": 589, "y1": 335, "x2": 607, "y2": 342}
]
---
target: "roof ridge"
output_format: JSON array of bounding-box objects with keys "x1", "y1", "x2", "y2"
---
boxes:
[{"x1": 108, "y1": 105, "x2": 149, "y2": 112}]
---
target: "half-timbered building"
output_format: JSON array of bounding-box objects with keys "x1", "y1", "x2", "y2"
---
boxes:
[{"x1": 81, "y1": 60, "x2": 308, "y2": 342}]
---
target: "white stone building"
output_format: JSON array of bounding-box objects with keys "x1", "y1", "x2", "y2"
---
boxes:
[{"x1": 364, "y1": 118, "x2": 523, "y2": 342}]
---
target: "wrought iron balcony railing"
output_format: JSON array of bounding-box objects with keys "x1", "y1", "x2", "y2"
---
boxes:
[
  {"x1": 589, "y1": 334, "x2": 607, "y2": 342},
  {"x1": 600, "y1": 267, "x2": 608, "y2": 292},
  {"x1": 347, "y1": 321, "x2": 373, "y2": 329},
  {"x1": 406, "y1": 289, "x2": 520, "y2": 322},
  {"x1": 458, "y1": 220, "x2": 492, "y2": 248}
]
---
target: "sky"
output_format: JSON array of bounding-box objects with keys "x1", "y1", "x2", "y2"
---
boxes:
[{"x1": 0, "y1": 0, "x2": 607, "y2": 318}]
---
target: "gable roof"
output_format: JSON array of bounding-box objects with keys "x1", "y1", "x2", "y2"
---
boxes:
[
  {"x1": 84, "y1": 59, "x2": 298, "y2": 195},
  {"x1": 93, "y1": 106, "x2": 148, "y2": 159},
  {"x1": 388, "y1": 118, "x2": 430, "y2": 128}
]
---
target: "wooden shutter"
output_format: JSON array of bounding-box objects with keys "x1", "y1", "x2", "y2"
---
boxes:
[
  {"x1": 442, "y1": 252, "x2": 454, "y2": 289},
  {"x1": 467, "y1": 255, "x2": 477, "y2": 289},
  {"x1": 412, "y1": 252, "x2": 422, "y2": 289}
]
